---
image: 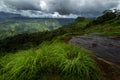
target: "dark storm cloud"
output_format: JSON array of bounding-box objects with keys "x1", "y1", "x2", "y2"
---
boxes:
[
  {"x1": 4, "y1": 0, "x2": 40, "y2": 10},
  {"x1": 0, "y1": 0, "x2": 120, "y2": 18}
]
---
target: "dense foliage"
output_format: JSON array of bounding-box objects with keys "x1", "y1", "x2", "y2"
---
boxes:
[
  {"x1": 0, "y1": 42, "x2": 103, "y2": 80},
  {"x1": 0, "y1": 9, "x2": 120, "y2": 54},
  {"x1": 85, "y1": 9, "x2": 120, "y2": 36},
  {"x1": 0, "y1": 9, "x2": 119, "y2": 80},
  {"x1": 0, "y1": 18, "x2": 74, "y2": 39},
  {"x1": 0, "y1": 18, "x2": 91, "y2": 54}
]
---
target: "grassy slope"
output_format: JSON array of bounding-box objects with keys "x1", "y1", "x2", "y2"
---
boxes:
[
  {"x1": 0, "y1": 42, "x2": 103, "y2": 80},
  {"x1": 85, "y1": 17, "x2": 120, "y2": 36},
  {"x1": 82, "y1": 11, "x2": 120, "y2": 36},
  {"x1": 0, "y1": 18, "x2": 92, "y2": 53},
  {"x1": 0, "y1": 18, "x2": 61, "y2": 39},
  {"x1": 0, "y1": 12, "x2": 120, "y2": 53},
  {"x1": 0, "y1": 12, "x2": 120, "y2": 80}
]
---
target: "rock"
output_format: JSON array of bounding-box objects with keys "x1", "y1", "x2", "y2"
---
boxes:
[{"x1": 69, "y1": 34, "x2": 120, "y2": 65}]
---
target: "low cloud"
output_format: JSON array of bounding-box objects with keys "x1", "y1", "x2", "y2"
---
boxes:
[{"x1": 0, "y1": 0, "x2": 120, "y2": 18}]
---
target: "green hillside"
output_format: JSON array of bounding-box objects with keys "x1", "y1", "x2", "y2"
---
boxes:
[
  {"x1": 0, "y1": 18, "x2": 74, "y2": 39},
  {"x1": 84, "y1": 10, "x2": 120, "y2": 36},
  {"x1": 0, "y1": 18, "x2": 60, "y2": 39},
  {"x1": 0, "y1": 10, "x2": 120, "y2": 80},
  {"x1": 0, "y1": 17, "x2": 92, "y2": 53},
  {"x1": 0, "y1": 10, "x2": 120, "y2": 53}
]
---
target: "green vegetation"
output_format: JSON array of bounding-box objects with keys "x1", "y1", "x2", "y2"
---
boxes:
[
  {"x1": 0, "y1": 18, "x2": 60, "y2": 39},
  {"x1": 85, "y1": 10, "x2": 120, "y2": 36},
  {"x1": 1, "y1": 10, "x2": 120, "y2": 53},
  {"x1": 0, "y1": 42, "x2": 103, "y2": 80},
  {"x1": 1, "y1": 10, "x2": 119, "y2": 80},
  {"x1": 0, "y1": 17, "x2": 92, "y2": 53},
  {"x1": 0, "y1": 18, "x2": 74, "y2": 39}
]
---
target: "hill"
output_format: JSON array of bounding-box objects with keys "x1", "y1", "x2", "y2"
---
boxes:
[
  {"x1": 0, "y1": 10, "x2": 120, "y2": 54},
  {"x1": 0, "y1": 10, "x2": 120, "y2": 80},
  {"x1": 85, "y1": 9, "x2": 120, "y2": 36},
  {"x1": 0, "y1": 17, "x2": 92, "y2": 53},
  {"x1": 0, "y1": 18, "x2": 74, "y2": 39}
]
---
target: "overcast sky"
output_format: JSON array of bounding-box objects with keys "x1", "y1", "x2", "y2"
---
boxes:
[{"x1": 0, "y1": 0, "x2": 120, "y2": 18}]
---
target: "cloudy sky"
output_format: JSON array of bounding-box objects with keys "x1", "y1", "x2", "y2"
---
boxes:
[{"x1": 0, "y1": 0, "x2": 120, "y2": 18}]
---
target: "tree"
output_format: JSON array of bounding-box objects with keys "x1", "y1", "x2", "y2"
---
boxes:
[{"x1": 75, "y1": 17, "x2": 85, "y2": 22}]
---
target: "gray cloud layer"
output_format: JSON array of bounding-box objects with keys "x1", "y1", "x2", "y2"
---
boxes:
[{"x1": 0, "y1": 0, "x2": 120, "y2": 18}]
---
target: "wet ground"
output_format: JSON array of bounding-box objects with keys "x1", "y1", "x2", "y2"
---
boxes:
[
  {"x1": 69, "y1": 34, "x2": 120, "y2": 65},
  {"x1": 69, "y1": 34, "x2": 120, "y2": 80}
]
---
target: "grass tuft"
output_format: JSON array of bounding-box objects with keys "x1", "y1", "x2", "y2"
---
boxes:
[{"x1": 0, "y1": 42, "x2": 103, "y2": 80}]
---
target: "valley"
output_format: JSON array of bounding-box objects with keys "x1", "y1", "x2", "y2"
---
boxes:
[
  {"x1": 0, "y1": 18, "x2": 74, "y2": 39},
  {"x1": 0, "y1": 10, "x2": 120, "y2": 80}
]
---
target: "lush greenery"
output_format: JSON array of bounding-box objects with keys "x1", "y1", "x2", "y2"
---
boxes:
[
  {"x1": 1, "y1": 10, "x2": 120, "y2": 53},
  {"x1": 0, "y1": 18, "x2": 74, "y2": 39},
  {"x1": 0, "y1": 42, "x2": 103, "y2": 80},
  {"x1": 0, "y1": 9, "x2": 119, "y2": 80},
  {"x1": 85, "y1": 9, "x2": 120, "y2": 36},
  {"x1": 0, "y1": 17, "x2": 91, "y2": 53}
]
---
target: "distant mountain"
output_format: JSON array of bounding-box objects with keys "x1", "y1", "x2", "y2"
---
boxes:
[
  {"x1": 0, "y1": 12, "x2": 75, "y2": 39},
  {"x1": 0, "y1": 12, "x2": 74, "y2": 25},
  {"x1": 0, "y1": 16, "x2": 74, "y2": 39}
]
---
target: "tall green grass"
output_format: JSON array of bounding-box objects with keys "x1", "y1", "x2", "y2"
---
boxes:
[{"x1": 0, "y1": 42, "x2": 103, "y2": 80}]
